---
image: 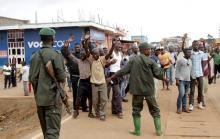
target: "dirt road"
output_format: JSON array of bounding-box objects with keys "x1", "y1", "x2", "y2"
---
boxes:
[{"x1": 21, "y1": 81, "x2": 220, "y2": 139}]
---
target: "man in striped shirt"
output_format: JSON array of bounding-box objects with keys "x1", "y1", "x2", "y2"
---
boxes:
[{"x1": 199, "y1": 41, "x2": 211, "y2": 107}]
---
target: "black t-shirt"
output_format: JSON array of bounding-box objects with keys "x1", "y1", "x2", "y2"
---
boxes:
[{"x1": 60, "y1": 46, "x2": 79, "y2": 76}]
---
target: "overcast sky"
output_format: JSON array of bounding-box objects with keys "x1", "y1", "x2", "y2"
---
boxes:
[{"x1": 1, "y1": 0, "x2": 220, "y2": 42}]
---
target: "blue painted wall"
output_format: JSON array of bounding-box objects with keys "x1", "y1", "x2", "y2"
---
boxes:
[
  {"x1": 0, "y1": 27, "x2": 106, "y2": 66},
  {"x1": 24, "y1": 27, "x2": 85, "y2": 63},
  {"x1": 0, "y1": 30, "x2": 8, "y2": 66}
]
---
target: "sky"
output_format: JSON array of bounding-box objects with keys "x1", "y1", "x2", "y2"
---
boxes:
[{"x1": 1, "y1": 0, "x2": 220, "y2": 42}]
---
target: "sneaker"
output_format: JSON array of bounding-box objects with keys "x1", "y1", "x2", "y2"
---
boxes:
[
  {"x1": 176, "y1": 110, "x2": 182, "y2": 114},
  {"x1": 182, "y1": 108, "x2": 191, "y2": 113},
  {"x1": 198, "y1": 102, "x2": 204, "y2": 109},
  {"x1": 189, "y1": 104, "x2": 194, "y2": 111},
  {"x1": 117, "y1": 113, "x2": 123, "y2": 119},
  {"x1": 73, "y1": 110, "x2": 79, "y2": 119},
  {"x1": 100, "y1": 115, "x2": 106, "y2": 121}
]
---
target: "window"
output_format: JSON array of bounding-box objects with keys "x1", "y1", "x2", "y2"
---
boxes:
[
  {"x1": 11, "y1": 33, "x2": 15, "y2": 39},
  {"x1": 17, "y1": 49, "x2": 21, "y2": 55},
  {"x1": 12, "y1": 49, "x2": 16, "y2": 55},
  {"x1": 7, "y1": 30, "x2": 24, "y2": 57},
  {"x1": 17, "y1": 38, "x2": 24, "y2": 42},
  {"x1": 17, "y1": 58, "x2": 21, "y2": 64},
  {"x1": 8, "y1": 38, "x2": 15, "y2": 42}
]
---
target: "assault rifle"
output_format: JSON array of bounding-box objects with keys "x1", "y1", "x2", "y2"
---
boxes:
[{"x1": 39, "y1": 51, "x2": 71, "y2": 115}]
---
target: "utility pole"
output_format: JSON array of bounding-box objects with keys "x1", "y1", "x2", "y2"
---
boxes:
[
  {"x1": 35, "y1": 11, "x2": 38, "y2": 24},
  {"x1": 98, "y1": 14, "x2": 100, "y2": 24},
  {"x1": 140, "y1": 26, "x2": 143, "y2": 42},
  {"x1": 57, "y1": 11, "x2": 59, "y2": 22}
]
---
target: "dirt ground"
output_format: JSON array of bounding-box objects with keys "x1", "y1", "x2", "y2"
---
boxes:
[
  {"x1": 0, "y1": 77, "x2": 72, "y2": 139},
  {"x1": 0, "y1": 97, "x2": 39, "y2": 139},
  {"x1": 1, "y1": 74, "x2": 220, "y2": 139}
]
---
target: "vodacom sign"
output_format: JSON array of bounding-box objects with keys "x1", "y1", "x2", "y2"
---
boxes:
[{"x1": 28, "y1": 40, "x2": 64, "y2": 48}]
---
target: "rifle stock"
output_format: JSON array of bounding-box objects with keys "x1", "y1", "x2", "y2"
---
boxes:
[{"x1": 45, "y1": 61, "x2": 71, "y2": 115}]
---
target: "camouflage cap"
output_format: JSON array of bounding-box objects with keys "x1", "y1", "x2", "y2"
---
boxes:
[
  {"x1": 139, "y1": 42, "x2": 152, "y2": 49},
  {"x1": 39, "y1": 27, "x2": 56, "y2": 36}
]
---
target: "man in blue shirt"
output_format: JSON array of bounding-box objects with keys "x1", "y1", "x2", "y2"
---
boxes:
[{"x1": 189, "y1": 41, "x2": 204, "y2": 111}]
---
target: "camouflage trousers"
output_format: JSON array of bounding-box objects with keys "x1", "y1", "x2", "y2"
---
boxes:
[{"x1": 132, "y1": 95, "x2": 160, "y2": 118}]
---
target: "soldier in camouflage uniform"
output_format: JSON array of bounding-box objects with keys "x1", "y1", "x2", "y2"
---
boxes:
[
  {"x1": 108, "y1": 42, "x2": 167, "y2": 136},
  {"x1": 29, "y1": 28, "x2": 66, "y2": 139}
]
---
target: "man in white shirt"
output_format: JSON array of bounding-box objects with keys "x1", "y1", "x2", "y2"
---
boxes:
[
  {"x1": 3, "y1": 63, "x2": 11, "y2": 89},
  {"x1": 109, "y1": 39, "x2": 123, "y2": 119},
  {"x1": 175, "y1": 48, "x2": 192, "y2": 114},
  {"x1": 21, "y1": 62, "x2": 30, "y2": 96}
]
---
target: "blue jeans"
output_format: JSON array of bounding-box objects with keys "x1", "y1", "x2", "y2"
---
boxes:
[
  {"x1": 120, "y1": 79, "x2": 129, "y2": 98},
  {"x1": 177, "y1": 80, "x2": 190, "y2": 110},
  {"x1": 167, "y1": 65, "x2": 174, "y2": 85}
]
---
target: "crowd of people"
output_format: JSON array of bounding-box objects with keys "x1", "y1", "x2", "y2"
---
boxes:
[
  {"x1": 2, "y1": 27, "x2": 220, "y2": 138},
  {"x1": 2, "y1": 61, "x2": 31, "y2": 96},
  {"x1": 59, "y1": 32, "x2": 220, "y2": 137},
  {"x1": 60, "y1": 34, "x2": 220, "y2": 136}
]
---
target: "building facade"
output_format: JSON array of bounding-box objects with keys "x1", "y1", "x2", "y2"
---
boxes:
[
  {"x1": 160, "y1": 36, "x2": 190, "y2": 49},
  {"x1": 0, "y1": 21, "x2": 125, "y2": 66},
  {"x1": 131, "y1": 35, "x2": 148, "y2": 43}
]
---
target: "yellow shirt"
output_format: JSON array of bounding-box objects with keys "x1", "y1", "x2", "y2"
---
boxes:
[
  {"x1": 159, "y1": 52, "x2": 172, "y2": 69},
  {"x1": 90, "y1": 56, "x2": 107, "y2": 84}
]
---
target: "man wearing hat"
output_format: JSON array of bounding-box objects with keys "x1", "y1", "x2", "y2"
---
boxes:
[
  {"x1": 107, "y1": 42, "x2": 167, "y2": 136},
  {"x1": 29, "y1": 27, "x2": 66, "y2": 139}
]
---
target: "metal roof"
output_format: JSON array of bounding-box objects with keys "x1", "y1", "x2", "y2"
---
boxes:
[
  {"x1": 0, "y1": 21, "x2": 125, "y2": 36},
  {"x1": 0, "y1": 16, "x2": 29, "y2": 22}
]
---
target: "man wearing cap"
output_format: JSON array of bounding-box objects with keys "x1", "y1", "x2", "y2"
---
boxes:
[
  {"x1": 29, "y1": 27, "x2": 66, "y2": 139},
  {"x1": 158, "y1": 46, "x2": 173, "y2": 90},
  {"x1": 107, "y1": 42, "x2": 167, "y2": 136}
]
